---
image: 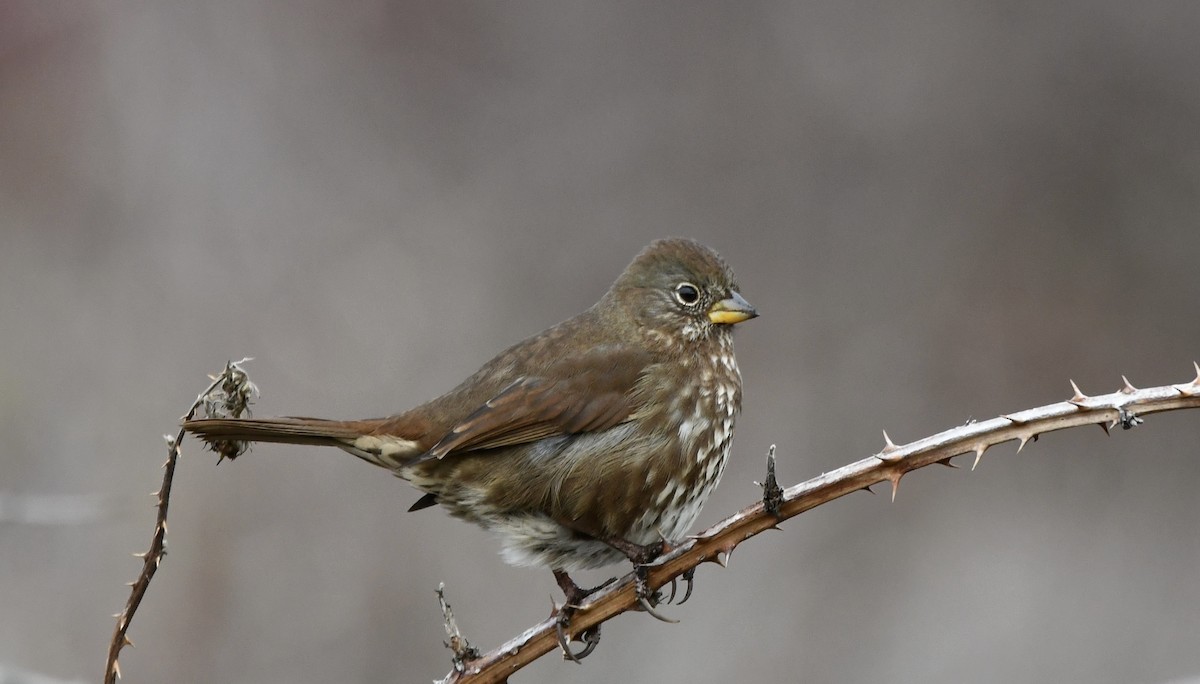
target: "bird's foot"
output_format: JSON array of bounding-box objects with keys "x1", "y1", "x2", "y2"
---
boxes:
[
  {"x1": 633, "y1": 564, "x2": 680, "y2": 623},
  {"x1": 665, "y1": 567, "x2": 696, "y2": 606},
  {"x1": 552, "y1": 570, "x2": 615, "y2": 662},
  {"x1": 603, "y1": 535, "x2": 695, "y2": 621}
]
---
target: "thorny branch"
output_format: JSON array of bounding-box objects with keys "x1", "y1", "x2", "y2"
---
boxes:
[
  {"x1": 439, "y1": 367, "x2": 1200, "y2": 684},
  {"x1": 438, "y1": 583, "x2": 481, "y2": 674},
  {"x1": 103, "y1": 359, "x2": 256, "y2": 683}
]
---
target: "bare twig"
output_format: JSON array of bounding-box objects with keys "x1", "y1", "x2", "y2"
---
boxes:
[
  {"x1": 440, "y1": 368, "x2": 1200, "y2": 683},
  {"x1": 436, "y1": 583, "x2": 480, "y2": 680},
  {"x1": 103, "y1": 359, "x2": 255, "y2": 683}
]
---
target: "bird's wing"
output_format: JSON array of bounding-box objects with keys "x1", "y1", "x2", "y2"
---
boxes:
[{"x1": 420, "y1": 346, "x2": 653, "y2": 460}]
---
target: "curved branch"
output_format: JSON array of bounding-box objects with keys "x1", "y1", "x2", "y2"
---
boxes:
[
  {"x1": 104, "y1": 360, "x2": 256, "y2": 683},
  {"x1": 441, "y1": 367, "x2": 1200, "y2": 683}
]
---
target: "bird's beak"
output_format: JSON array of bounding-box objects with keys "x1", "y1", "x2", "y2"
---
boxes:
[{"x1": 708, "y1": 291, "x2": 758, "y2": 325}]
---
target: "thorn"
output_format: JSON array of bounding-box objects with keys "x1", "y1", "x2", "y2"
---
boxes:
[
  {"x1": 124, "y1": 580, "x2": 136, "y2": 587},
  {"x1": 1015, "y1": 432, "x2": 1033, "y2": 453},
  {"x1": 1068, "y1": 379, "x2": 1088, "y2": 405},
  {"x1": 1121, "y1": 375, "x2": 1137, "y2": 394},
  {"x1": 1099, "y1": 421, "x2": 1110, "y2": 436},
  {"x1": 113, "y1": 659, "x2": 121, "y2": 679},
  {"x1": 112, "y1": 612, "x2": 123, "y2": 619},
  {"x1": 862, "y1": 484, "x2": 876, "y2": 495},
  {"x1": 123, "y1": 635, "x2": 135, "y2": 648},
  {"x1": 878, "y1": 430, "x2": 902, "y2": 462},
  {"x1": 936, "y1": 456, "x2": 959, "y2": 469},
  {"x1": 1000, "y1": 413, "x2": 1023, "y2": 424},
  {"x1": 971, "y1": 444, "x2": 987, "y2": 471},
  {"x1": 1173, "y1": 363, "x2": 1200, "y2": 396},
  {"x1": 887, "y1": 470, "x2": 903, "y2": 502},
  {"x1": 132, "y1": 551, "x2": 148, "y2": 559}
]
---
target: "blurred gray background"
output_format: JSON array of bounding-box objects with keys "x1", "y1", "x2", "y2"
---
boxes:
[{"x1": 2, "y1": 1, "x2": 1199, "y2": 682}]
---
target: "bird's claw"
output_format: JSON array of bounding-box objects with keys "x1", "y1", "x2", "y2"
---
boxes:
[
  {"x1": 555, "y1": 612, "x2": 601, "y2": 662},
  {"x1": 677, "y1": 567, "x2": 696, "y2": 605},
  {"x1": 551, "y1": 569, "x2": 615, "y2": 661},
  {"x1": 637, "y1": 594, "x2": 679, "y2": 623},
  {"x1": 634, "y1": 565, "x2": 680, "y2": 623},
  {"x1": 661, "y1": 567, "x2": 696, "y2": 605}
]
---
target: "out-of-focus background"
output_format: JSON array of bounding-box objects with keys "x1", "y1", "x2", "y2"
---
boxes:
[{"x1": 2, "y1": 2, "x2": 1199, "y2": 682}]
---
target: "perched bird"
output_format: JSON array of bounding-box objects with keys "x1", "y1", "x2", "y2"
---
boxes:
[{"x1": 184, "y1": 237, "x2": 756, "y2": 656}]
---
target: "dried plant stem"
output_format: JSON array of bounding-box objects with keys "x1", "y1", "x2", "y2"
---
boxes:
[
  {"x1": 440, "y1": 369, "x2": 1200, "y2": 683},
  {"x1": 104, "y1": 360, "x2": 255, "y2": 683}
]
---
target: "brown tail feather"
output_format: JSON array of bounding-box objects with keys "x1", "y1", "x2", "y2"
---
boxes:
[{"x1": 183, "y1": 416, "x2": 370, "y2": 447}]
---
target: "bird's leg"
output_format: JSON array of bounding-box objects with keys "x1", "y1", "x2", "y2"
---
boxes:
[
  {"x1": 600, "y1": 536, "x2": 682, "y2": 623},
  {"x1": 552, "y1": 569, "x2": 613, "y2": 662}
]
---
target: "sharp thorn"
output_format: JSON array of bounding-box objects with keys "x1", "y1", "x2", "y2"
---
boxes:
[
  {"x1": 888, "y1": 472, "x2": 902, "y2": 502},
  {"x1": 1121, "y1": 375, "x2": 1137, "y2": 394},
  {"x1": 862, "y1": 484, "x2": 876, "y2": 495},
  {"x1": 1068, "y1": 379, "x2": 1088, "y2": 405},
  {"x1": 936, "y1": 456, "x2": 959, "y2": 469},
  {"x1": 123, "y1": 635, "x2": 135, "y2": 648},
  {"x1": 878, "y1": 430, "x2": 902, "y2": 462},
  {"x1": 1099, "y1": 421, "x2": 1111, "y2": 436},
  {"x1": 971, "y1": 444, "x2": 987, "y2": 471},
  {"x1": 1174, "y1": 363, "x2": 1200, "y2": 395},
  {"x1": 1015, "y1": 433, "x2": 1032, "y2": 453}
]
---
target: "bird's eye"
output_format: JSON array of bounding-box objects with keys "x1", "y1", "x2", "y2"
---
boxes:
[{"x1": 673, "y1": 282, "x2": 701, "y2": 306}]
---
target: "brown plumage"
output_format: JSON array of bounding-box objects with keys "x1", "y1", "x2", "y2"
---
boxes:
[{"x1": 186, "y1": 237, "x2": 756, "y2": 590}]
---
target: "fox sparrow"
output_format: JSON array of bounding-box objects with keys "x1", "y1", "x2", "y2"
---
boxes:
[{"x1": 184, "y1": 237, "x2": 756, "y2": 656}]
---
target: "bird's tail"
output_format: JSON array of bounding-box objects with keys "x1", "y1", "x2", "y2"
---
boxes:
[
  {"x1": 183, "y1": 416, "x2": 369, "y2": 446},
  {"x1": 183, "y1": 416, "x2": 427, "y2": 470}
]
